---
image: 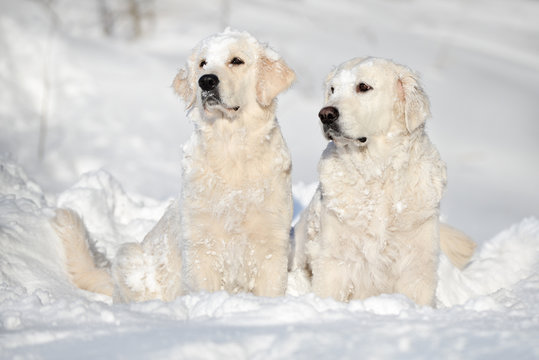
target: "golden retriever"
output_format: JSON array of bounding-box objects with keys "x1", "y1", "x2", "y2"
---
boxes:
[
  {"x1": 53, "y1": 29, "x2": 295, "y2": 302},
  {"x1": 290, "y1": 57, "x2": 475, "y2": 306}
]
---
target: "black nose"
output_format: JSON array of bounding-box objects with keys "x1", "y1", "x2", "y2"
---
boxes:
[
  {"x1": 198, "y1": 74, "x2": 219, "y2": 91},
  {"x1": 319, "y1": 106, "x2": 339, "y2": 125}
]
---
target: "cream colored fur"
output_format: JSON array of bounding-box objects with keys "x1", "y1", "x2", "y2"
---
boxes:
[
  {"x1": 52, "y1": 208, "x2": 114, "y2": 296},
  {"x1": 291, "y1": 57, "x2": 475, "y2": 306},
  {"x1": 439, "y1": 223, "x2": 476, "y2": 270},
  {"x1": 53, "y1": 29, "x2": 295, "y2": 301},
  {"x1": 175, "y1": 30, "x2": 294, "y2": 297}
]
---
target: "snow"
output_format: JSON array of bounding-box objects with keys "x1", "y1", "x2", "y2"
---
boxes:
[
  {"x1": 1, "y1": 0, "x2": 539, "y2": 358},
  {"x1": 436, "y1": 217, "x2": 539, "y2": 307}
]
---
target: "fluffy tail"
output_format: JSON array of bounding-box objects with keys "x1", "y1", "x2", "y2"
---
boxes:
[
  {"x1": 51, "y1": 208, "x2": 113, "y2": 296},
  {"x1": 439, "y1": 223, "x2": 476, "y2": 269}
]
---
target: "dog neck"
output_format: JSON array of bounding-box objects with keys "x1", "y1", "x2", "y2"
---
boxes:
[
  {"x1": 191, "y1": 102, "x2": 279, "y2": 148},
  {"x1": 324, "y1": 127, "x2": 424, "y2": 182},
  {"x1": 182, "y1": 101, "x2": 290, "y2": 188}
]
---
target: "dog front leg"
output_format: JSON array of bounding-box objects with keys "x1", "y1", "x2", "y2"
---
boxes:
[
  {"x1": 311, "y1": 257, "x2": 353, "y2": 302},
  {"x1": 394, "y1": 217, "x2": 439, "y2": 306},
  {"x1": 184, "y1": 248, "x2": 223, "y2": 293},
  {"x1": 253, "y1": 248, "x2": 288, "y2": 297}
]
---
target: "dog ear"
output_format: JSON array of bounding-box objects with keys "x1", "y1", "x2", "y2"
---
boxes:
[
  {"x1": 397, "y1": 66, "x2": 431, "y2": 133},
  {"x1": 172, "y1": 67, "x2": 196, "y2": 110},
  {"x1": 256, "y1": 50, "x2": 295, "y2": 107},
  {"x1": 172, "y1": 51, "x2": 199, "y2": 110}
]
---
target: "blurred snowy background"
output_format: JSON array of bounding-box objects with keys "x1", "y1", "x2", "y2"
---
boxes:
[{"x1": 1, "y1": 0, "x2": 538, "y2": 243}]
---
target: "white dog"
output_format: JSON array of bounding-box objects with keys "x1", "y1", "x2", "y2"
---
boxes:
[
  {"x1": 53, "y1": 29, "x2": 295, "y2": 302},
  {"x1": 291, "y1": 57, "x2": 475, "y2": 306}
]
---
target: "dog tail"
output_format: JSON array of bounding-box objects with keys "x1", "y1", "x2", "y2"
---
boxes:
[
  {"x1": 51, "y1": 208, "x2": 113, "y2": 296},
  {"x1": 440, "y1": 223, "x2": 476, "y2": 269}
]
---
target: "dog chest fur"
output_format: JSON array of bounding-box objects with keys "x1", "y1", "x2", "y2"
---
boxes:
[
  {"x1": 319, "y1": 134, "x2": 446, "y2": 233},
  {"x1": 181, "y1": 112, "x2": 292, "y2": 295}
]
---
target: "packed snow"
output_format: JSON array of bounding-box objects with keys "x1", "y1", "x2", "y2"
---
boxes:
[{"x1": 1, "y1": 0, "x2": 539, "y2": 358}]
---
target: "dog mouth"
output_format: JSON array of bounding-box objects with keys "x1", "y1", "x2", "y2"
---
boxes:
[
  {"x1": 324, "y1": 126, "x2": 368, "y2": 145},
  {"x1": 201, "y1": 91, "x2": 240, "y2": 113}
]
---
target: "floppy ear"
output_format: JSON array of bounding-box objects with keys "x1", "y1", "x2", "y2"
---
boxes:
[
  {"x1": 256, "y1": 52, "x2": 295, "y2": 107},
  {"x1": 172, "y1": 50, "x2": 199, "y2": 110},
  {"x1": 397, "y1": 66, "x2": 431, "y2": 133},
  {"x1": 172, "y1": 67, "x2": 196, "y2": 110}
]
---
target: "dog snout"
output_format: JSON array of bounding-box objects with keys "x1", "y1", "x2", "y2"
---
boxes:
[
  {"x1": 198, "y1": 74, "x2": 219, "y2": 91},
  {"x1": 319, "y1": 106, "x2": 339, "y2": 125}
]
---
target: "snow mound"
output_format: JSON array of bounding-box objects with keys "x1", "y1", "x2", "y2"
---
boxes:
[
  {"x1": 1, "y1": 158, "x2": 539, "y2": 358},
  {"x1": 57, "y1": 169, "x2": 169, "y2": 260},
  {"x1": 437, "y1": 217, "x2": 539, "y2": 307}
]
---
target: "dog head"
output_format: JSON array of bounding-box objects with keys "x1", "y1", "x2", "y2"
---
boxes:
[
  {"x1": 319, "y1": 57, "x2": 430, "y2": 146},
  {"x1": 172, "y1": 29, "x2": 295, "y2": 120}
]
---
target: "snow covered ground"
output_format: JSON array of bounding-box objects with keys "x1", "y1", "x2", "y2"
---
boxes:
[{"x1": 1, "y1": 0, "x2": 539, "y2": 358}]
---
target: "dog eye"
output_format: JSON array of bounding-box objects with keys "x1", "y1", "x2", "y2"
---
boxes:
[
  {"x1": 230, "y1": 57, "x2": 245, "y2": 66},
  {"x1": 357, "y1": 83, "x2": 373, "y2": 93},
  {"x1": 199, "y1": 60, "x2": 207, "y2": 68},
  {"x1": 330, "y1": 87, "x2": 335, "y2": 94}
]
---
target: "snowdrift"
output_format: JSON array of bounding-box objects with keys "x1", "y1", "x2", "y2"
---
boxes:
[{"x1": 1, "y1": 158, "x2": 539, "y2": 359}]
